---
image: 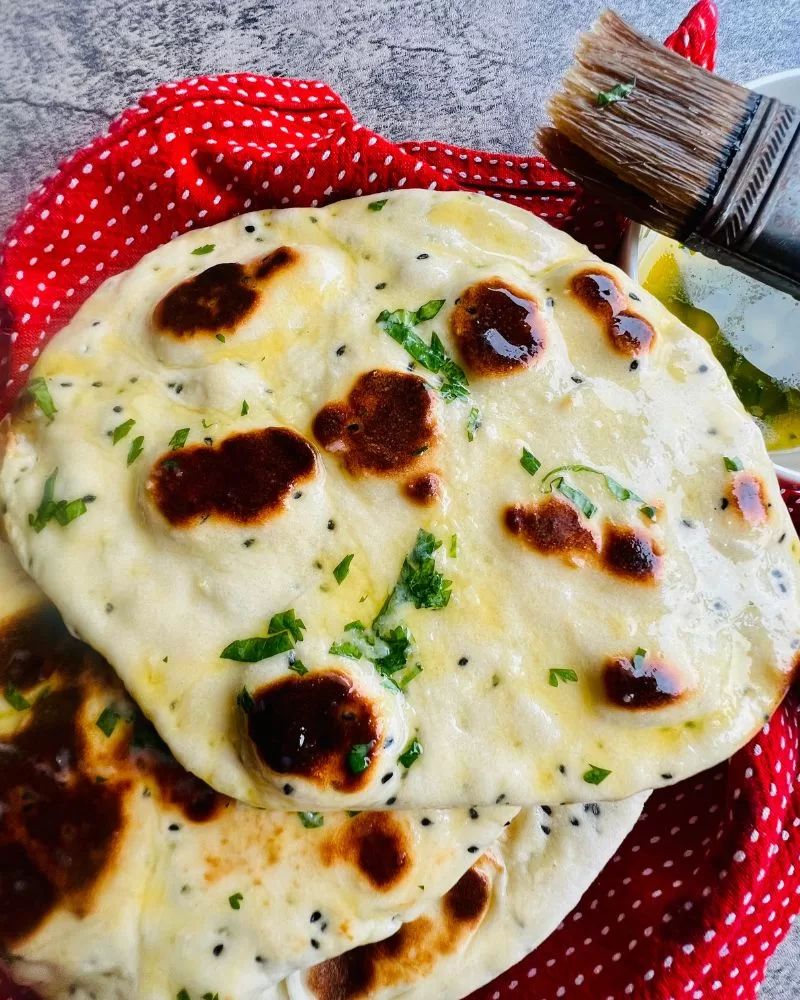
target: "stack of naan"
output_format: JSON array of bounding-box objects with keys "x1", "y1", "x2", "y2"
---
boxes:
[{"x1": 1, "y1": 190, "x2": 798, "y2": 999}]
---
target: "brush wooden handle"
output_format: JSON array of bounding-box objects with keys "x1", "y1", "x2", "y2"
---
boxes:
[{"x1": 686, "y1": 97, "x2": 800, "y2": 299}]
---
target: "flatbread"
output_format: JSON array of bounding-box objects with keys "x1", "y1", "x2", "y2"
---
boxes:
[
  {"x1": 0, "y1": 542, "x2": 516, "y2": 999},
  {"x1": 285, "y1": 796, "x2": 647, "y2": 1000},
  {"x1": 2, "y1": 189, "x2": 798, "y2": 812}
]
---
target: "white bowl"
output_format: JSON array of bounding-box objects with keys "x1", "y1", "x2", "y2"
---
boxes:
[{"x1": 620, "y1": 68, "x2": 800, "y2": 483}]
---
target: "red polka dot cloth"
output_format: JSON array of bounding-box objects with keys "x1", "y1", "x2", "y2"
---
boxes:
[{"x1": 2, "y1": 3, "x2": 799, "y2": 999}]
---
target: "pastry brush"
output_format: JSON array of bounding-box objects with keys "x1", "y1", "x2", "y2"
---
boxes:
[{"x1": 538, "y1": 9, "x2": 800, "y2": 299}]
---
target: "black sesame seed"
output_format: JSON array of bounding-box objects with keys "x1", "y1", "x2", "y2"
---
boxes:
[
  {"x1": 129, "y1": 376, "x2": 139, "y2": 383},
  {"x1": 92, "y1": 381, "x2": 103, "y2": 388},
  {"x1": 336, "y1": 344, "x2": 347, "y2": 356},
  {"x1": 504, "y1": 820, "x2": 511, "y2": 827},
  {"x1": 381, "y1": 772, "x2": 393, "y2": 785},
  {"x1": 629, "y1": 360, "x2": 639, "y2": 371},
  {"x1": 541, "y1": 825, "x2": 551, "y2": 835},
  {"x1": 283, "y1": 783, "x2": 294, "y2": 796},
  {"x1": 779, "y1": 582, "x2": 788, "y2": 594},
  {"x1": 175, "y1": 384, "x2": 183, "y2": 394},
  {"x1": 495, "y1": 793, "x2": 506, "y2": 804},
  {"x1": 570, "y1": 817, "x2": 580, "y2": 827},
  {"x1": 467, "y1": 845, "x2": 479, "y2": 853},
  {"x1": 559, "y1": 764, "x2": 567, "y2": 775},
  {"x1": 255, "y1": 956, "x2": 265, "y2": 964},
  {"x1": 105, "y1": 603, "x2": 114, "y2": 614},
  {"x1": 311, "y1": 939, "x2": 320, "y2": 949},
  {"x1": 60, "y1": 381, "x2": 73, "y2": 388},
  {"x1": 204, "y1": 437, "x2": 213, "y2": 445},
  {"x1": 708, "y1": 428, "x2": 718, "y2": 436},
  {"x1": 720, "y1": 497, "x2": 729, "y2": 510},
  {"x1": 113, "y1": 405, "x2": 123, "y2": 413},
  {"x1": 320, "y1": 922, "x2": 328, "y2": 932},
  {"x1": 458, "y1": 656, "x2": 469, "y2": 666},
  {"x1": 243, "y1": 538, "x2": 256, "y2": 548},
  {"x1": 542, "y1": 805, "x2": 552, "y2": 815},
  {"x1": 83, "y1": 495, "x2": 97, "y2": 503},
  {"x1": 420, "y1": 817, "x2": 432, "y2": 827},
  {"x1": 546, "y1": 296, "x2": 555, "y2": 308},
  {"x1": 92, "y1": 320, "x2": 101, "y2": 327},
  {"x1": 779, "y1": 532, "x2": 787, "y2": 543},
  {"x1": 327, "y1": 519, "x2": 336, "y2": 531},
  {"x1": 213, "y1": 944, "x2": 224, "y2": 957},
  {"x1": 386, "y1": 796, "x2": 397, "y2": 805},
  {"x1": 384, "y1": 737, "x2": 394, "y2": 749},
  {"x1": 293, "y1": 490, "x2": 303, "y2": 499},
  {"x1": 347, "y1": 422, "x2": 361, "y2": 433},
  {"x1": 310, "y1": 910, "x2": 322, "y2": 923},
  {"x1": 585, "y1": 803, "x2": 601, "y2": 816},
  {"x1": 661, "y1": 772, "x2": 673, "y2": 780},
  {"x1": 571, "y1": 374, "x2": 584, "y2": 384},
  {"x1": 416, "y1": 253, "x2": 429, "y2": 260},
  {"x1": 629, "y1": 292, "x2": 641, "y2": 301},
  {"x1": 681, "y1": 519, "x2": 695, "y2": 529},
  {"x1": 698, "y1": 364, "x2": 709, "y2": 373},
  {"x1": 375, "y1": 282, "x2": 387, "y2": 290},
  {"x1": 245, "y1": 224, "x2": 256, "y2": 233},
  {"x1": 168, "y1": 823, "x2": 181, "y2": 831},
  {"x1": 469, "y1": 807, "x2": 479, "y2": 820}
]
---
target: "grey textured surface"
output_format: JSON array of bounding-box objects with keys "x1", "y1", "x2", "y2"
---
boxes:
[{"x1": 1, "y1": 0, "x2": 799, "y2": 995}]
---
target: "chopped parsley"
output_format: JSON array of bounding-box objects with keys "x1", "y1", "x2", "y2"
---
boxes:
[
  {"x1": 203, "y1": 994, "x2": 219, "y2": 1000},
  {"x1": 583, "y1": 764, "x2": 612, "y2": 785},
  {"x1": 112, "y1": 418, "x2": 136, "y2": 444},
  {"x1": 345, "y1": 619, "x2": 365, "y2": 631},
  {"x1": 466, "y1": 407, "x2": 481, "y2": 441},
  {"x1": 398, "y1": 738, "x2": 423, "y2": 769},
  {"x1": 27, "y1": 376, "x2": 57, "y2": 420},
  {"x1": 378, "y1": 529, "x2": 452, "y2": 618},
  {"x1": 541, "y1": 464, "x2": 654, "y2": 520},
  {"x1": 177, "y1": 991, "x2": 191, "y2": 1000},
  {"x1": 221, "y1": 609, "x2": 306, "y2": 662},
  {"x1": 368, "y1": 199, "x2": 388, "y2": 211},
  {"x1": 28, "y1": 469, "x2": 88, "y2": 533},
  {"x1": 723, "y1": 456, "x2": 743, "y2": 472},
  {"x1": 553, "y1": 478, "x2": 597, "y2": 518},
  {"x1": 596, "y1": 80, "x2": 636, "y2": 108},
  {"x1": 330, "y1": 640, "x2": 363, "y2": 660},
  {"x1": 288, "y1": 659, "x2": 309, "y2": 676},
  {"x1": 298, "y1": 811, "x2": 324, "y2": 829},
  {"x1": 237, "y1": 686, "x2": 254, "y2": 712},
  {"x1": 241, "y1": 400, "x2": 249, "y2": 416},
  {"x1": 632, "y1": 646, "x2": 647, "y2": 671},
  {"x1": 215, "y1": 334, "x2": 226, "y2": 343},
  {"x1": 449, "y1": 533, "x2": 458, "y2": 558},
  {"x1": 127, "y1": 435, "x2": 145, "y2": 466},
  {"x1": 377, "y1": 302, "x2": 469, "y2": 402},
  {"x1": 333, "y1": 553, "x2": 355, "y2": 585},
  {"x1": 229, "y1": 892, "x2": 243, "y2": 910},
  {"x1": 169, "y1": 427, "x2": 190, "y2": 450},
  {"x1": 4, "y1": 684, "x2": 31, "y2": 712},
  {"x1": 548, "y1": 668, "x2": 578, "y2": 687},
  {"x1": 348, "y1": 742, "x2": 371, "y2": 774},
  {"x1": 191, "y1": 244, "x2": 215, "y2": 255},
  {"x1": 520, "y1": 447, "x2": 541, "y2": 477},
  {"x1": 96, "y1": 705, "x2": 122, "y2": 737}
]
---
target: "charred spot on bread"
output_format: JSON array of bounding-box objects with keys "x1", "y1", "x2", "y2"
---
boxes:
[
  {"x1": 570, "y1": 270, "x2": 655, "y2": 356},
  {"x1": 451, "y1": 279, "x2": 546, "y2": 376}
]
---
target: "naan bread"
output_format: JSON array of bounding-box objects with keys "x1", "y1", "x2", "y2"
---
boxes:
[
  {"x1": 0, "y1": 542, "x2": 516, "y2": 999},
  {"x1": 286, "y1": 796, "x2": 647, "y2": 1000},
  {"x1": 2, "y1": 190, "x2": 798, "y2": 812}
]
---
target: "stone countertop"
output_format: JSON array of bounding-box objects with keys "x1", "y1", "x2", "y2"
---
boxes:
[{"x1": 1, "y1": 0, "x2": 798, "y2": 996}]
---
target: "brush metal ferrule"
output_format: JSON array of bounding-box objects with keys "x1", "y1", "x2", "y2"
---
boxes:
[{"x1": 684, "y1": 96, "x2": 800, "y2": 299}]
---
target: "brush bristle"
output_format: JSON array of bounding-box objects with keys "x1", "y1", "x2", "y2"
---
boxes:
[{"x1": 540, "y1": 9, "x2": 759, "y2": 235}]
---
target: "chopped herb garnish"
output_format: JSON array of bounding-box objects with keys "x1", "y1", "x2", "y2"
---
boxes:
[
  {"x1": 237, "y1": 686, "x2": 254, "y2": 712},
  {"x1": 27, "y1": 376, "x2": 57, "y2": 420},
  {"x1": 127, "y1": 435, "x2": 144, "y2": 466},
  {"x1": 298, "y1": 811, "x2": 324, "y2": 829},
  {"x1": 640, "y1": 505, "x2": 657, "y2": 521},
  {"x1": 241, "y1": 400, "x2": 249, "y2": 416},
  {"x1": 396, "y1": 662, "x2": 423, "y2": 689},
  {"x1": 398, "y1": 737, "x2": 423, "y2": 769},
  {"x1": 169, "y1": 427, "x2": 190, "y2": 450},
  {"x1": 28, "y1": 469, "x2": 88, "y2": 533},
  {"x1": 368, "y1": 199, "x2": 388, "y2": 211},
  {"x1": 330, "y1": 640, "x2": 363, "y2": 660},
  {"x1": 268, "y1": 609, "x2": 307, "y2": 643},
  {"x1": 202, "y1": 994, "x2": 220, "y2": 1000},
  {"x1": 466, "y1": 407, "x2": 481, "y2": 442},
  {"x1": 520, "y1": 447, "x2": 541, "y2": 477},
  {"x1": 4, "y1": 684, "x2": 31, "y2": 712},
  {"x1": 96, "y1": 705, "x2": 121, "y2": 737},
  {"x1": 541, "y1": 464, "x2": 645, "y2": 506},
  {"x1": 596, "y1": 80, "x2": 636, "y2": 108},
  {"x1": 377, "y1": 303, "x2": 469, "y2": 402},
  {"x1": 583, "y1": 764, "x2": 612, "y2": 785},
  {"x1": 723, "y1": 456, "x2": 743, "y2": 472},
  {"x1": 229, "y1": 892, "x2": 243, "y2": 910},
  {"x1": 215, "y1": 334, "x2": 226, "y2": 343},
  {"x1": 449, "y1": 533, "x2": 458, "y2": 558},
  {"x1": 202, "y1": 419, "x2": 214, "y2": 428},
  {"x1": 632, "y1": 647, "x2": 647, "y2": 671},
  {"x1": 112, "y1": 418, "x2": 136, "y2": 444},
  {"x1": 191, "y1": 244, "x2": 215, "y2": 255},
  {"x1": 288, "y1": 659, "x2": 308, "y2": 676},
  {"x1": 333, "y1": 553, "x2": 355, "y2": 584},
  {"x1": 548, "y1": 668, "x2": 578, "y2": 687},
  {"x1": 348, "y1": 742, "x2": 371, "y2": 774},
  {"x1": 344, "y1": 620, "x2": 365, "y2": 632},
  {"x1": 379, "y1": 529, "x2": 452, "y2": 617},
  {"x1": 553, "y1": 478, "x2": 597, "y2": 518},
  {"x1": 221, "y1": 632, "x2": 294, "y2": 662},
  {"x1": 177, "y1": 991, "x2": 191, "y2": 1000}
]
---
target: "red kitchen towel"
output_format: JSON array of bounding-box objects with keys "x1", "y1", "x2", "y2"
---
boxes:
[{"x1": 3, "y1": 3, "x2": 800, "y2": 999}]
